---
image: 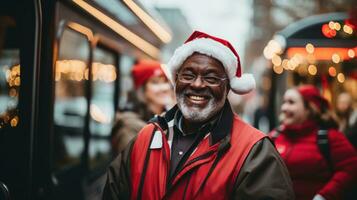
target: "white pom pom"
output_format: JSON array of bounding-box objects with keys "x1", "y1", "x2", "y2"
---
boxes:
[{"x1": 230, "y1": 74, "x2": 256, "y2": 94}]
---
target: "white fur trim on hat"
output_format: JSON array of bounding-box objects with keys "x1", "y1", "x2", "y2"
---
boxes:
[
  {"x1": 230, "y1": 74, "x2": 256, "y2": 94},
  {"x1": 166, "y1": 37, "x2": 255, "y2": 94}
]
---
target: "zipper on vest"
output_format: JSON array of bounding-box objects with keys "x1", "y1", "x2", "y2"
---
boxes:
[{"x1": 165, "y1": 149, "x2": 215, "y2": 193}]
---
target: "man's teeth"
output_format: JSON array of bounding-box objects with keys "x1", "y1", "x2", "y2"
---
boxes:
[{"x1": 189, "y1": 95, "x2": 204, "y2": 100}]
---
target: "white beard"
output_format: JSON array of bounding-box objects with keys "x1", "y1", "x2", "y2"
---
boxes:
[{"x1": 176, "y1": 90, "x2": 226, "y2": 123}]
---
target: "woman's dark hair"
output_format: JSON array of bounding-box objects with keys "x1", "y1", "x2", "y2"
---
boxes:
[{"x1": 302, "y1": 98, "x2": 338, "y2": 129}]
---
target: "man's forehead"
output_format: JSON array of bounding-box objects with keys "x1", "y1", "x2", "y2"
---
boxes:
[{"x1": 179, "y1": 52, "x2": 225, "y2": 71}]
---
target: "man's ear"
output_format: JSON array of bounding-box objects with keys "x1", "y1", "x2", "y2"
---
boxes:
[
  {"x1": 175, "y1": 73, "x2": 178, "y2": 83},
  {"x1": 226, "y1": 82, "x2": 231, "y2": 95}
]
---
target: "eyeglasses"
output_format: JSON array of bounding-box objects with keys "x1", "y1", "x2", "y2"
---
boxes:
[{"x1": 176, "y1": 72, "x2": 228, "y2": 86}]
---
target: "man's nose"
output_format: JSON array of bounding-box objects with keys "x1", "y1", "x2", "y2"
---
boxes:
[{"x1": 190, "y1": 75, "x2": 205, "y2": 88}]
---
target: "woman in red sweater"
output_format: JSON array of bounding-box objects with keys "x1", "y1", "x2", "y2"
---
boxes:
[{"x1": 270, "y1": 85, "x2": 357, "y2": 200}]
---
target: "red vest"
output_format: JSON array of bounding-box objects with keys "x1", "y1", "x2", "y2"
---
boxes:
[{"x1": 130, "y1": 115, "x2": 265, "y2": 200}]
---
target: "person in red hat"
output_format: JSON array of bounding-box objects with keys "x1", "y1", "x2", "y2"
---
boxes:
[
  {"x1": 269, "y1": 85, "x2": 357, "y2": 200},
  {"x1": 103, "y1": 31, "x2": 294, "y2": 199},
  {"x1": 131, "y1": 59, "x2": 175, "y2": 121},
  {"x1": 110, "y1": 60, "x2": 175, "y2": 155}
]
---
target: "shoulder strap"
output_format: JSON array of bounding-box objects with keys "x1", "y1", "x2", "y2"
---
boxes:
[
  {"x1": 317, "y1": 129, "x2": 333, "y2": 171},
  {"x1": 137, "y1": 126, "x2": 157, "y2": 200}
]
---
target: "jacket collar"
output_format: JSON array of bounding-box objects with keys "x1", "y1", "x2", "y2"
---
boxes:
[{"x1": 150, "y1": 101, "x2": 233, "y2": 146}]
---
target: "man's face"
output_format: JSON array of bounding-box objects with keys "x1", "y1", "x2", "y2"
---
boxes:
[{"x1": 175, "y1": 53, "x2": 229, "y2": 123}]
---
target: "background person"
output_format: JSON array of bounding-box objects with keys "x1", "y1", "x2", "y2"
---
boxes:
[
  {"x1": 335, "y1": 92, "x2": 357, "y2": 148},
  {"x1": 270, "y1": 85, "x2": 357, "y2": 200},
  {"x1": 131, "y1": 59, "x2": 175, "y2": 121},
  {"x1": 111, "y1": 60, "x2": 175, "y2": 155}
]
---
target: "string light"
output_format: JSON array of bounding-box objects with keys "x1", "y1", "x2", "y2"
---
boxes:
[
  {"x1": 322, "y1": 24, "x2": 336, "y2": 38},
  {"x1": 328, "y1": 21, "x2": 335, "y2": 29},
  {"x1": 281, "y1": 59, "x2": 289, "y2": 70},
  {"x1": 328, "y1": 66, "x2": 337, "y2": 77},
  {"x1": 343, "y1": 25, "x2": 353, "y2": 34},
  {"x1": 333, "y1": 22, "x2": 341, "y2": 31},
  {"x1": 308, "y1": 64, "x2": 317, "y2": 75},
  {"x1": 273, "y1": 65, "x2": 283, "y2": 74},
  {"x1": 332, "y1": 53, "x2": 340, "y2": 63},
  {"x1": 348, "y1": 49, "x2": 355, "y2": 58},
  {"x1": 272, "y1": 55, "x2": 282, "y2": 66},
  {"x1": 305, "y1": 43, "x2": 314, "y2": 54},
  {"x1": 337, "y1": 73, "x2": 345, "y2": 83}
]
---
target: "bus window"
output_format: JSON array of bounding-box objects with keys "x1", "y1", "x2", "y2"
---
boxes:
[
  {"x1": 118, "y1": 55, "x2": 135, "y2": 110},
  {"x1": 88, "y1": 46, "x2": 117, "y2": 170},
  {"x1": 53, "y1": 28, "x2": 90, "y2": 172},
  {"x1": 0, "y1": 16, "x2": 20, "y2": 133}
]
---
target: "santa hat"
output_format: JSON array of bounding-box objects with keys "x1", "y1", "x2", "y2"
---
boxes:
[
  {"x1": 297, "y1": 85, "x2": 329, "y2": 112},
  {"x1": 166, "y1": 31, "x2": 255, "y2": 94},
  {"x1": 131, "y1": 60, "x2": 164, "y2": 89}
]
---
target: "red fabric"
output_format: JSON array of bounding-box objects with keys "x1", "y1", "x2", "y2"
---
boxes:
[
  {"x1": 269, "y1": 121, "x2": 357, "y2": 200},
  {"x1": 185, "y1": 31, "x2": 242, "y2": 77},
  {"x1": 297, "y1": 85, "x2": 329, "y2": 111},
  {"x1": 131, "y1": 60, "x2": 164, "y2": 89},
  {"x1": 130, "y1": 115, "x2": 265, "y2": 200}
]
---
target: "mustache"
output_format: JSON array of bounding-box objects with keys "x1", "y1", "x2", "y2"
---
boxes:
[{"x1": 181, "y1": 88, "x2": 213, "y2": 98}]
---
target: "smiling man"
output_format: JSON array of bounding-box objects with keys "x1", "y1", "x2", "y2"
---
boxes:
[{"x1": 102, "y1": 31, "x2": 294, "y2": 200}]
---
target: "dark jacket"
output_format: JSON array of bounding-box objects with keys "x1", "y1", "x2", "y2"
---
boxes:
[{"x1": 103, "y1": 104, "x2": 294, "y2": 199}]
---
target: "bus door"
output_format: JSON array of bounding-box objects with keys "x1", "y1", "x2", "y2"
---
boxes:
[{"x1": 0, "y1": 0, "x2": 41, "y2": 199}]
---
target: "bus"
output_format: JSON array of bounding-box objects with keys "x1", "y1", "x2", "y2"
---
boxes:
[{"x1": 0, "y1": 0, "x2": 171, "y2": 199}]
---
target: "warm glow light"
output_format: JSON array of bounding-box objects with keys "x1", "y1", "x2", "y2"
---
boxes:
[
  {"x1": 308, "y1": 64, "x2": 317, "y2": 75},
  {"x1": 306, "y1": 54, "x2": 315, "y2": 64},
  {"x1": 328, "y1": 21, "x2": 335, "y2": 29},
  {"x1": 343, "y1": 24, "x2": 353, "y2": 34},
  {"x1": 273, "y1": 65, "x2": 283, "y2": 74},
  {"x1": 272, "y1": 55, "x2": 282, "y2": 66},
  {"x1": 9, "y1": 88, "x2": 17, "y2": 97},
  {"x1": 287, "y1": 47, "x2": 357, "y2": 61},
  {"x1": 328, "y1": 67, "x2": 337, "y2": 77},
  {"x1": 68, "y1": 22, "x2": 94, "y2": 41},
  {"x1": 322, "y1": 24, "x2": 336, "y2": 38},
  {"x1": 287, "y1": 60, "x2": 298, "y2": 70},
  {"x1": 332, "y1": 53, "x2": 340, "y2": 63},
  {"x1": 56, "y1": 60, "x2": 117, "y2": 82},
  {"x1": 348, "y1": 49, "x2": 355, "y2": 58},
  {"x1": 306, "y1": 43, "x2": 314, "y2": 54},
  {"x1": 56, "y1": 60, "x2": 86, "y2": 81},
  {"x1": 92, "y1": 62, "x2": 117, "y2": 82},
  {"x1": 337, "y1": 73, "x2": 345, "y2": 83},
  {"x1": 90, "y1": 104, "x2": 110, "y2": 124},
  {"x1": 14, "y1": 77, "x2": 20, "y2": 86},
  {"x1": 263, "y1": 47, "x2": 274, "y2": 59},
  {"x1": 297, "y1": 66, "x2": 307, "y2": 76},
  {"x1": 293, "y1": 54, "x2": 304, "y2": 63},
  {"x1": 281, "y1": 59, "x2": 289, "y2": 70},
  {"x1": 333, "y1": 22, "x2": 341, "y2": 31},
  {"x1": 263, "y1": 39, "x2": 284, "y2": 60},
  {"x1": 123, "y1": 0, "x2": 172, "y2": 43},
  {"x1": 268, "y1": 40, "x2": 283, "y2": 54},
  {"x1": 72, "y1": 0, "x2": 160, "y2": 58},
  {"x1": 10, "y1": 116, "x2": 18, "y2": 127},
  {"x1": 7, "y1": 65, "x2": 20, "y2": 88}
]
